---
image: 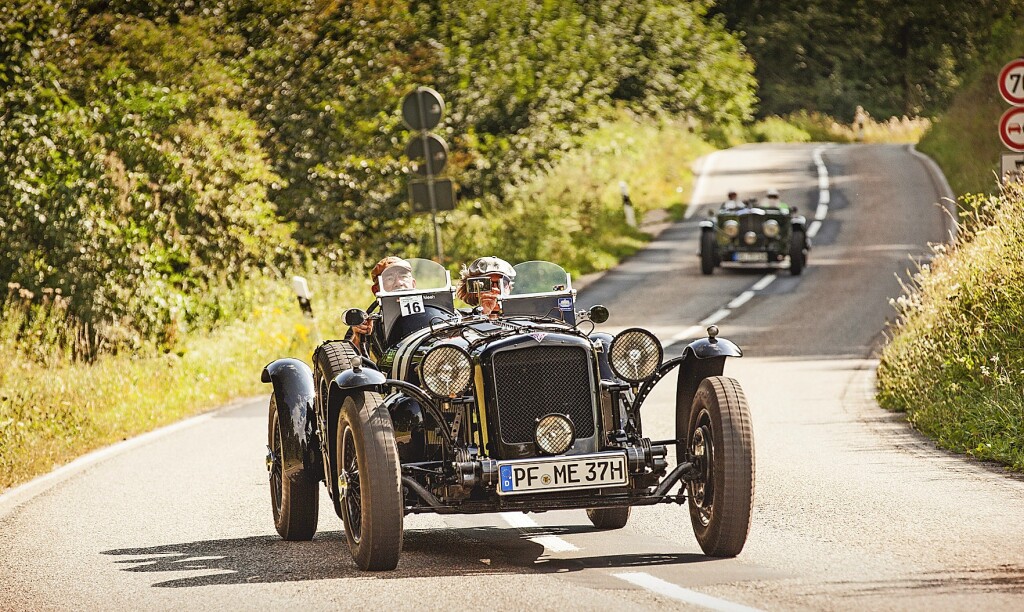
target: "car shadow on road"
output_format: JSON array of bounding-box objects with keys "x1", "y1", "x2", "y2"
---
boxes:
[{"x1": 102, "y1": 525, "x2": 710, "y2": 587}]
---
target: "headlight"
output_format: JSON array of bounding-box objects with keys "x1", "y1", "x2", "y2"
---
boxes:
[
  {"x1": 763, "y1": 219, "x2": 780, "y2": 237},
  {"x1": 722, "y1": 220, "x2": 739, "y2": 237},
  {"x1": 535, "y1": 414, "x2": 575, "y2": 455},
  {"x1": 608, "y1": 328, "x2": 663, "y2": 383},
  {"x1": 743, "y1": 231, "x2": 757, "y2": 245},
  {"x1": 420, "y1": 345, "x2": 472, "y2": 397}
]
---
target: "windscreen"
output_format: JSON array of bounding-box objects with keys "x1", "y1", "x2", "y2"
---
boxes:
[{"x1": 510, "y1": 261, "x2": 571, "y2": 296}]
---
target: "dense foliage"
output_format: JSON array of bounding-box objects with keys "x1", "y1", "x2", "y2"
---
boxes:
[
  {"x1": 0, "y1": 0, "x2": 755, "y2": 350},
  {"x1": 713, "y1": 0, "x2": 1024, "y2": 120}
]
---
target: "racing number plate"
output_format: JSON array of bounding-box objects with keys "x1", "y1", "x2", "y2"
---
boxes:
[
  {"x1": 735, "y1": 252, "x2": 767, "y2": 263},
  {"x1": 497, "y1": 452, "x2": 628, "y2": 495}
]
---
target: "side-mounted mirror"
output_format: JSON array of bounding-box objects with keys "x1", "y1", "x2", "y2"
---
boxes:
[
  {"x1": 343, "y1": 308, "x2": 369, "y2": 327},
  {"x1": 465, "y1": 276, "x2": 493, "y2": 294},
  {"x1": 588, "y1": 304, "x2": 610, "y2": 324}
]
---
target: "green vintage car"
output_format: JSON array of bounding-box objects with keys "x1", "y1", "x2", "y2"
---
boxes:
[{"x1": 699, "y1": 198, "x2": 809, "y2": 276}]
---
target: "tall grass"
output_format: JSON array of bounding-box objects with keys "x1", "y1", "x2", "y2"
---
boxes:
[{"x1": 877, "y1": 185, "x2": 1024, "y2": 470}]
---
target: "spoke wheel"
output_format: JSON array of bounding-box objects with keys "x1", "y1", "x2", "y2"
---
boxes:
[
  {"x1": 685, "y1": 376, "x2": 754, "y2": 557},
  {"x1": 340, "y1": 426, "x2": 362, "y2": 542},
  {"x1": 268, "y1": 395, "x2": 318, "y2": 541},
  {"x1": 336, "y1": 390, "x2": 403, "y2": 570}
]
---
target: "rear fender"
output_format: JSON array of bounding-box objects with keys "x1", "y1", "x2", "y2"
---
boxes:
[{"x1": 262, "y1": 358, "x2": 319, "y2": 482}]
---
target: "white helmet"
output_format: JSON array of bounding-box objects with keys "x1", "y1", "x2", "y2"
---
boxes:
[{"x1": 465, "y1": 256, "x2": 516, "y2": 279}]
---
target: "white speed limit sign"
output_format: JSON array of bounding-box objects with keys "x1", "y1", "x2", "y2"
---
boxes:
[{"x1": 998, "y1": 58, "x2": 1024, "y2": 106}]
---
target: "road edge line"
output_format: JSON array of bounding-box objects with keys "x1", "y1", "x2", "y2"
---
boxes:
[{"x1": 0, "y1": 395, "x2": 264, "y2": 519}]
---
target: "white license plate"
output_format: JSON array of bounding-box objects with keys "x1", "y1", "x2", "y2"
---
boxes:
[
  {"x1": 735, "y1": 252, "x2": 767, "y2": 263},
  {"x1": 497, "y1": 452, "x2": 628, "y2": 495}
]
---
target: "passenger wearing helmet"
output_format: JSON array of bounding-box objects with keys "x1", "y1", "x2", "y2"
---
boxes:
[
  {"x1": 765, "y1": 189, "x2": 790, "y2": 214},
  {"x1": 456, "y1": 256, "x2": 516, "y2": 318},
  {"x1": 348, "y1": 256, "x2": 417, "y2": 351}
]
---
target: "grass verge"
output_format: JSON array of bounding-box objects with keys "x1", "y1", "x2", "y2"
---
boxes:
[{"x1": 877, "y1": 186, "x2": 1024, "y2": 471}]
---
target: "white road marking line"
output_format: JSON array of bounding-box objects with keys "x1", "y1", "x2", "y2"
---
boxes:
[
  {"x1": 0, "y1": 407, "x2": 226, "y2": 517},
  {"x1": 671, "y1": 325, "x2": 706, "y2": 341},
  {"x1": 700, "y1": 308, "x2": 731, "y2": 326},
  {"x1": 499, "y1": 512, "x2": 579, "y2": 552},
  {"x1": 815, "y1": 202, "x2": 829, "y2": 220},
  {"x1": 613, "y1": 572, "x2": 764, "y2": 612},
  {"x1": 727, "y1": 291, "x2": 755, "y2": 309},
  {"x1": 807, "y1": 220, "x2": 822, "y2": 239},
  {"x1": 818, "y1": 189, "x2": 830, "y2": 206},
  {"x1": 686, "y1": 150, "x2": 722, "y2": 219},
  {"x1": 751, "y1": 274, "x2": 776, "y2": 291}
]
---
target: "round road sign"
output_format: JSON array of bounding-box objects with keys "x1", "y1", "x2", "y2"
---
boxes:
[
  {"x1": 405, "y1": 133, "x2": 449, "y2": 175},
  {"x1": 999, "y1": 107, "x2": 1024, "y2": 152},
  {"x1": 998, "y1": 58, "x2": 1024, "y2": 106},
  {"x1": 401, "y1": 86, "x2": 445, "y2": 131}
]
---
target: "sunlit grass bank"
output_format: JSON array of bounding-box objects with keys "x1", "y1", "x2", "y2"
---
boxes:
[
  {"x1": 0, "y1": 274, "x2": 365, "y2": 491},
  {"x1": 877, "y1": 186, "x2": 1024, "y2": 471}
]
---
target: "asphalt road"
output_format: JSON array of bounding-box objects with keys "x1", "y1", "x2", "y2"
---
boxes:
[{"x1": 4, "y1": 144, "x2": 1023, "y2": 611}]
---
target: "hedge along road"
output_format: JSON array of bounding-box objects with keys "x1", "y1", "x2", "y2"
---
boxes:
[{"x1": 3, "y1": 144, "x2": 1023, "y2": 611}]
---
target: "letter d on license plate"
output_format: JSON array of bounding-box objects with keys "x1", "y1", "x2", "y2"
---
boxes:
[{"x1": 497, "y1": 452, "x2": 628, "y2": 495}]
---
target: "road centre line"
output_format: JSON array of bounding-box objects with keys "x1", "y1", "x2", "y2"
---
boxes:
[
  {"x1": 727, "y1": 290, "x2": 755, "y2": 309},
  {"x1": 700, "y1": 308, "x2": 732, "y2": 326},
  {"x1": 499, "y1": 512, "x2": 579, "y2": 552},
  {"x1": 751, "y1": 273, "x2": 777, "y2": 291},
  {"x1": 613, "y1": 572, "x2": 764, "y2": 612},
  {"x1": 807, "y1": 220, "x2": 822, "y2": 239}
]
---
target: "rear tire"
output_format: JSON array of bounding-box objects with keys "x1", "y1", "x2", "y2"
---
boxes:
[
  {"x1": 337, "y1": 390, "x2": 404, "y2": 571},
  {"x1": 685, "y1": 376, "x2": 754, "y2": 557},
  {"x1": 586, "y1": 507, "x2": 631, "y2": 530},
  {"x1": 789, "y1": 229, "x2": 806, "y2": 276},
  {"x1": 268, "y1": 395, "x2": 319, "y2": 541},
  {"x1": 313, "y1": 341, "x2": 360, "y2": 518},
  {"x1": 700, "y1": 231, "x2": 716, "y2": 275}
]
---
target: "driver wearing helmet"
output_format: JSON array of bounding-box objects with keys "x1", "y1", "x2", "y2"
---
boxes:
[
  {"x1": 456, "y1": 256, "x2": 516, "y2": 318},
  {"x1": 765, "y1": 188, "x2": 790, "y2": 214}
]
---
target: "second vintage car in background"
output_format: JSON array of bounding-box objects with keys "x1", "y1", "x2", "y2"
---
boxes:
[{"x1": 700, "y1": 195, "x2": 810, "y2": 275}]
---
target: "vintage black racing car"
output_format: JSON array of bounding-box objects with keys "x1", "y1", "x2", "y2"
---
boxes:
[
  {"x1": 262, "y1": 259, "x2": 754, "y2": 570},
  {"x1": 699, "y1": 197, "x2": 809, "y2": 275}
]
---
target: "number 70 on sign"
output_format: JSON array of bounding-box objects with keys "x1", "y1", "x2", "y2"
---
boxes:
[{"x1": 999, "y1": 58, "x2": 1024, "y2": 106}]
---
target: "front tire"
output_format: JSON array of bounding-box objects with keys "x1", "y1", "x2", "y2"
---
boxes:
[
  {"x1": 789, "y1": 229, "x2": 807, "y2": 276},
  {"x1": 337, "y1": 390, "x2": 404, "y2": 570},
  {"x1": 700, "y1": 231, "x2": 716, "y2": 275},
  {"x1": 586, "y1": 507, "x2": 631, "y2": 530},
  {"x1": 268, "y1": 395, "x2": 319, "y2": 541},
  {"x1": 685, "y1": 376, "x2": 754, "y2": 557}
]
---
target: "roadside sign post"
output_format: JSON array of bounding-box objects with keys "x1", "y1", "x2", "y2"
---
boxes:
[
  {"x1": 401, "y1": 86, "x2": 454, "y2": 262},
  {"x1": 998, "y1": 58, "x2": 1024, "y2": 185}
]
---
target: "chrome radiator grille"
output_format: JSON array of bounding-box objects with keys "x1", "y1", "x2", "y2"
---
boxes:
[{"x1": 491, "y1": 345, "x2": 595, "y2": 444}]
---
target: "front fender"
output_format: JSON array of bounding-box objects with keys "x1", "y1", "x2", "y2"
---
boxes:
[
  {"x1": 262, "y1": 358, "x2": 319, "y2": 482},
  {"x1": 791, "y1": 215, "x2": 807, "y2": 229},
  {"x1": 674, "y1": 336, "x2": 742, "y2": 460}
]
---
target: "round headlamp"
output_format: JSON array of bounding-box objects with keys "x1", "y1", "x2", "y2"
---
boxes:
[
  {"x1": 420, "y1": 345, "x2": 472, "y2": 398},
  {"x1": 608, "y1": 328, "x2": 663, "y2": 383},
  {"x1": 763, "y1": 219, "x2": 780, "y2": 237},
  {"x1": 535, "y1": 414, "x2": 575, "y2": 455},
  {"x1": 743, "y1": 231, "x2": 757, "y2": 245},
  {"x1": 722, "y1": 219, "x2": 739, "y2": 237}
]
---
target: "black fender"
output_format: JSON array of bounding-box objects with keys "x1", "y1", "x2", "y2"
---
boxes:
[
  {"x1": 262, "y1": 358, "x2": 319, "y2": 483},
  {"x1": 383, "y1": 393, "x2": 427, "y2": 463},
  {"x1": 674, "y1": 336, "x2": 743, "y2": 461},
  {"x1": 791, "y1": 214, "x2": 807, "y2": 230},
  {"x1": 698, "y1": 219, "x2": 716, "y2": 231}
]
